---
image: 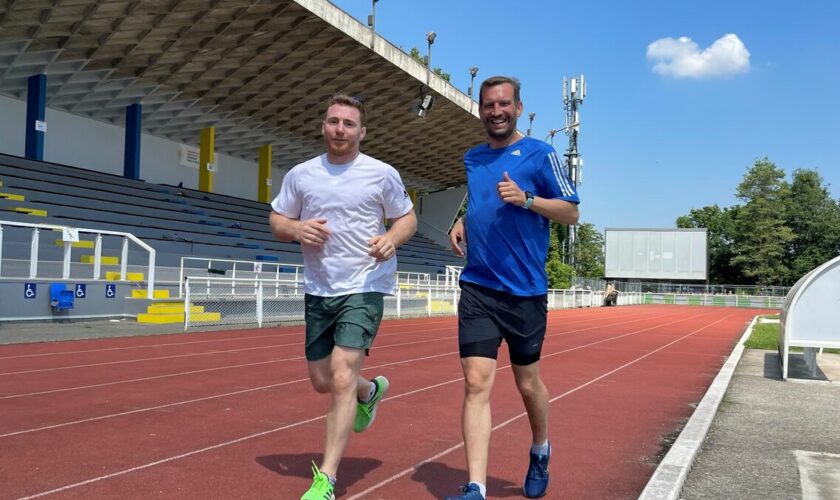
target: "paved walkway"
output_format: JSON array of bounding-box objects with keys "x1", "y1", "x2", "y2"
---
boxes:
[
  {"x1": 681, "y1": 348, "x2": 840, "y2": 499},
  {"x1": 0, "y1": 318, "x2": 223, "y2": 344}
]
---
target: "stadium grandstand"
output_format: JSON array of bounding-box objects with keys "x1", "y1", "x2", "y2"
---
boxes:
[{"x1": 0, "y1": 0, "x2": 485, "y2": 323}]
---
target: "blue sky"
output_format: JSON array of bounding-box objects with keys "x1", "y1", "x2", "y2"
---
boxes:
[{"x1": 330, "y1": 0, "x2": 840, "y2": 232}]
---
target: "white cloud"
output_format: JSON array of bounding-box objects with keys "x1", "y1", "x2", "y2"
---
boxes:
[{"x1": 646, "y1": 34, "x2": 750, "y2": 78}]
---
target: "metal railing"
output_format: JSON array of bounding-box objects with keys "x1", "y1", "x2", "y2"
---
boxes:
[
  {"x1": 642, "y1": 292, "x2": 785, "y2": 308},
  {"x1": 0, "y1": 219, "x2": 156, "y2": 296},
  {"x1": 182, "y1": 277, "x2": 645, "y2": 330},
  {"x1": 178, "y1": 256, "x2": 303, "y2": 298}
]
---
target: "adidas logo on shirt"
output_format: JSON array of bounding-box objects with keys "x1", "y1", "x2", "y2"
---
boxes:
[{"x1": 511, "y1": 149, "x2": 521, "y2": 156}]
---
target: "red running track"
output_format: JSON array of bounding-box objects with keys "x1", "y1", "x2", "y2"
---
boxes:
[{"x1": 0, "y1": 305, "x2": 766, "y2": 499}]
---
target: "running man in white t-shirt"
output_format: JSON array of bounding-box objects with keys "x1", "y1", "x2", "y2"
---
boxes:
[{"x1": 269, "y1": 94, "x2": 417, "y2": 500}]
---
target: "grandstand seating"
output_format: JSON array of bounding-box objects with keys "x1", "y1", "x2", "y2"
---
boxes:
[{"x1": 0, "y1": 153, "x2": 465, "y2": 276}]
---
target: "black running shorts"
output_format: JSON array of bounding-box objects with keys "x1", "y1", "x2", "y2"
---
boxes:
[{"x1": 457, "y1": 280, "x2": 548, "y2": 366}]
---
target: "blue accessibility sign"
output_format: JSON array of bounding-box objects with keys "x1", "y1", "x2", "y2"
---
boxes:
[
  {"x1": 105, "y1": 284, "x2": 116, "y2": 299},
  {"x1": 75, "y1": 284, "x2": 87, "y2": 298},
  {"x1": 24, "y1": 283, "x2": 37, "y2": 299}
]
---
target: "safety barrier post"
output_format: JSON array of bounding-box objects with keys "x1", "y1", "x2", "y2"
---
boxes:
[{"x1": 256, "y1": 280, "x2": 264, "y2": 327}]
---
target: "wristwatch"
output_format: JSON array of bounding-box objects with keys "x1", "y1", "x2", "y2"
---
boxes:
[{"x1": 523, "y1": 191, "x2": 535, "y2": 209}]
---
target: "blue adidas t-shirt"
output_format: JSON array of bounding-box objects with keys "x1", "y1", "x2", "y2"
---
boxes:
[{"x1": 460, "y1": 136, "x2": 580, "y2": 296}]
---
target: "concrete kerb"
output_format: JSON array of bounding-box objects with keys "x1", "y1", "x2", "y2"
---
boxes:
[{"x1": 638, "y1": 314, "x2": 761, "y2": 500}]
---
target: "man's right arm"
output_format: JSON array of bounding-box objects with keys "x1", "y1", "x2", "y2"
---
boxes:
[
  {"x1": 449, "y1": 217, "x2": 466, "y2": 257},
  {"x1": 269, "y1": 211, "x2": 330, "y2": 246}
]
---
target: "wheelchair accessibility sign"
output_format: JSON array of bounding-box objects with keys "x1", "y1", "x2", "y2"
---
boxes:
[
  {"x1": 24, "y1": 283, "x2": 37, "y2": 299},
  {"x1": 75, "y1": 284, "x2": 87, "y2": 298},
  {"x1": 105, "y1": 284, "x2": 116, "y2": 299}
]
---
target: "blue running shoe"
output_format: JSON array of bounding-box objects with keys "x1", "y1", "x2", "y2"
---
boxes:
[
  {"x1": 444, "y1": 482, "x2": 485, "y2": 500},
  {"x1": 523, "y1": 442, "x2": 551, "y2": 498}
]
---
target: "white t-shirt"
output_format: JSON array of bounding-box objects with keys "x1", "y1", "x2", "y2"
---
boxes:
[{"x1": 271, "y1": 153, "x2": 414, "y2": 296}]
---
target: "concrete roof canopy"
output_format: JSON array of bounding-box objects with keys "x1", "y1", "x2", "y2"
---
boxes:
[{"x1": 0, "y1": 0, "x2": 486, "y2": 193}]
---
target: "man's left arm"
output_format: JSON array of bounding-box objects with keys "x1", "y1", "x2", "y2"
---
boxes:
[
  {"x1": 529, "y1": 197, "x2": 579, "y2": 226},
  {"x1": 497, "y1": 171, "x2": 579, "y2": 225},
  {"x1": 368, "y1": 210, "x2": 418, "y2": 262}
]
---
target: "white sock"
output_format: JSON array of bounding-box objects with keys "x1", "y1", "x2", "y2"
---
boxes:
[
  {"x1": 360, "y1": 379, "x2": 376, "y2": 403},
  {"x1": 327, "y1": 475, "x2": 336, "y2": 486},
  {"x1": 469, "y1": 482, "x2": 486, "y2": 497},
  {"x1": 531, "y1": 440, "x2": 549, "y2": 456}
]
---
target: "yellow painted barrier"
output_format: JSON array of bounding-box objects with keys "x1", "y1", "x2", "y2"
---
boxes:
[
  {"x1": 131, "y1": 289, "x2": 171, "y2": 299},
  {"x1": 55, "y1": 239, "x2": 96, "y2": 248},
  {"x1": 105, "y1": 271, "x2": 144, "y2": 281},
  {"x1": 81, "y1": 255, "x2": 119, "y2": 265}
]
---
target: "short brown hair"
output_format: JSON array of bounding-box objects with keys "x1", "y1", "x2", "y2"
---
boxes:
[
  {"x1": 479, "y1": 76, "x2": 521, "y2": 108},
  {"x1": 326, "y1": 94, "x2": 366, "y2": 126}
]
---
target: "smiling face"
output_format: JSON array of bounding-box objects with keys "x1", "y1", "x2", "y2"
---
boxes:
[
  {"x1": 322, "y1": 103, "x2": 366, "y2": 164},
  {"x1": 480, "y1": 82, "x2": 523, "y2": 148}
]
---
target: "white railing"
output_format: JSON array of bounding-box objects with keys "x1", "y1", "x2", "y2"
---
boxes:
[
  {"x1": 396, "y1": 271, "x2": 430, "y2": 287},
  {"x1": 641, "y1": 292, "x2": 784, "y2": 309},
  {"x1": 178, "y1": 256, "x2": 303, "y2": 298},
  {"x1": 182, "y1": 278, "x2": 645, "y2": 330},
  {"x1": 0, "y1": 219, "x2": 156, "y2": 297},
  {"x1": 443, "y1": 265, "x2": 463, "y2": 288}
]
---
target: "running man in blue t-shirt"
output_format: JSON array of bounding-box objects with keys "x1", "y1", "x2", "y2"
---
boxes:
[{"x1": 445, "y1": 76, "x2": 580, "y2": 500}]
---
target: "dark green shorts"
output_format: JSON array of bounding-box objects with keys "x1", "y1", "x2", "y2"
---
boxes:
[{"x1": 304, "y1": 292, "x2": 385, "y2": 361}]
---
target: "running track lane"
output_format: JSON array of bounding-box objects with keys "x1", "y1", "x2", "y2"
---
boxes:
[{"x1": 0, "y1": 306, "x2": 766, "y2": 499}]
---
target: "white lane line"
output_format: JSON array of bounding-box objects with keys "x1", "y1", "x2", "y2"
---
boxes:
[
  {"x1": 0, "y1": 316, "x2": 458, "y2": 361},
  {"x1": 1, "y1": 349, "x2": 456, "y2": 439},
  {"x1": 12, "y1": 310, "x2": 716, "y2": 498},
  {"x1": 0, "y1": 331, "x2": 304, "y2": 360},
  {"x1": 346, "y1": 313, "x2": 736, "y2": 499},
  {"x1": 1, "y1": 309, "x2": 675, "y2": 399},
  {"x1": 0, "y1": 324, "x2": 456, "y2": 377},
  {"x1": 0, "y1": 306, "x2": 643, "y2": 362},
  {"x1": 0, "y1": 335, "x2": 450, "y2": 400}
]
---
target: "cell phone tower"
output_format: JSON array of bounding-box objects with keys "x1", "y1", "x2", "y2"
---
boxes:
[{"x1": 562, "y1": 75, "x2": 586, "y2": 268}]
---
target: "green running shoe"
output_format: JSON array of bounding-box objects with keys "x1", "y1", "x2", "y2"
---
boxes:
[
  {"x1": 353, "y1": 375, "x2": 389, "y2": 433},
  {"x1": 301, "y1": 462, "x2": 334, "y2": 500}
]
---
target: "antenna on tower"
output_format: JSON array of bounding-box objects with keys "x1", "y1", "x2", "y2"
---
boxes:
[{"x1": 561, "y1": 74, "x2": 586, "y2": 268}]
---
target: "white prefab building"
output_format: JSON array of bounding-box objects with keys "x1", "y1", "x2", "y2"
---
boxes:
[{"x1": 605, "y1": 228, "x2": 708, "y2": 281}]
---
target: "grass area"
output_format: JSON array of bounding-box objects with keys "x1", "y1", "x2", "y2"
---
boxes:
[
  {"x1": 744, "y1": 322, "x2": 779, "y2": 349},
  {"x1": 745, "y1": 318, "x2": 840, "y2": 353}
]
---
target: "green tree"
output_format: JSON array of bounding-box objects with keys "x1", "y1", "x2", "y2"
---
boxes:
[
  {"x1": 783, "y1": 168, "x2": 840, "y2": 282},
  {"x1": 408, "y1": 47, "x2": 451, "y2": 82},
  {"x1": 546, "y1": 259, "x2": 574, "y2": 289},
  {"x1": 731, "y1": 158, "x2": 793, "y2": 286},
  {"x1": 573, "y1": 222, "x2": 605, "y2": 278},
  {"x1": 546, "y1": 222, "x2": 574, "y2": 288},
  {"x1": 676, "y1": 204, "x2": 744, "y2": 284},
  {"x1": 409, "y1": 47, "x2": 425, "y2": 64}
]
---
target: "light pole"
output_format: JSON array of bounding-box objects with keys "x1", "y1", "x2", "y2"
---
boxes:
[
  {"x1": 468, "y1": 66, "x2": 479, "y2": 114},
  {"x1": 426, "y1": 31, "x2": 436, "y2": 85},
  {"x1": 527, "y1": 112, "x2": 536, "y2": 136},
  {"x1": 545, "y1": 129, "x2": 559, "y2": 145},
  {"x1": 368, "y1": 0, "x2": 379, "y2": 30},
  {"x1": 367, "y1": 0, "x2": 379, "y2": 47},
  {"x1": 545, "y1": 122, "x2": 578, "y2": 145},
  {"x1": 468, "y1": 66, "x2": 478, "y2": 98}
]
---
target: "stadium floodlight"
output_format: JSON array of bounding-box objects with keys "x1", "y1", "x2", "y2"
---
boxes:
[
  {"x1": 527, "y1": 112, "x2": 536, "y2": 136},
  {"x1": 412, "y1": 92, "x2": 435, "y2": 118},
  {"x1": 368, "y1": 0, "x2": 379, "y2": 28},
  {"x1": 425, "y1": 31, "x2": 436, "y2": 85},
  {"x1": 468, "y1": 66, "x2": 479, "y2": 98}
]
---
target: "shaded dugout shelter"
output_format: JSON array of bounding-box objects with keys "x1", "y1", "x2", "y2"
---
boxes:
[
  {"x1": 0, "y1": 0, "x2": 485, "y2": 245},
  {"x1": 779, "y1": 255, "x2": 840, "y2": 380}
]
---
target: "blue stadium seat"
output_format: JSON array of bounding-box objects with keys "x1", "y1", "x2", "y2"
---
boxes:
[{"x1": 49, "y1": 283, "x2": 74, "y2": 312}]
